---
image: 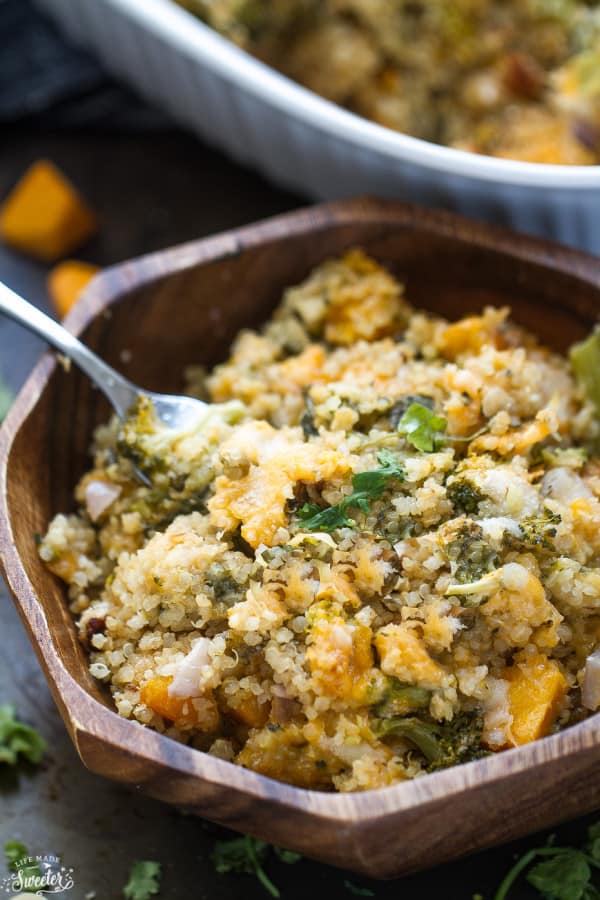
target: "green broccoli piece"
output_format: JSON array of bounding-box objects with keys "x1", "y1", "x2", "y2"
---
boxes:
[
  {"x1": 375, "y1": 679, "x2": 431, "y2": 717},
  {"x1": 372, "y1": 711, "x2": 486, "y2": 770},
  {"x1": 516, "y1": 508, "x2": 562, "y2": 551},
  {"x1": 117, "y1": 395, "x2": 243, "y2": 484},
  {"x1": 446, "y1": 522, "x2": 499, "y2": 587},
  {"x1": 372, "y1": 716, "x2": 443, "y2": 762},
  {"x1": 446, "y1": 477, "x2": 486, "y2": 515},
  {"x1": 426, "y1": 712, "x2": 488, "y2": 772}
]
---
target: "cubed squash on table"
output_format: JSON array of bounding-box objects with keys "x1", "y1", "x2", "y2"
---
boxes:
[
  {"x1": 48, "y1": 261, "x2": 100, "y2": 318},
  {"x1": 0, "y1": 160, "x2": 97, "y2": 262},
  {"x1": 503, "y1": 653, "x2": 567, "y2": 746}
]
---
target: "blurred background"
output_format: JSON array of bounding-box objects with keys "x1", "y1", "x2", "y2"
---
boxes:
[{"x1": 0, "y1": 3, "x2": 598, "y2": 898}]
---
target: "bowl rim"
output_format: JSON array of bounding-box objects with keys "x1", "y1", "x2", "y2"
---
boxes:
[
  {"x1": 100, "y1": 0, "x2": 600, "y2": 189},
  {"x1": 1, "y1": 196, "x2": 600, "y2": 821}
]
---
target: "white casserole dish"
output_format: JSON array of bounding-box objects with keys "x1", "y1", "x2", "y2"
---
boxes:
[{"x1": 37, "y1": 0, "x2": 600, "y2": 253}]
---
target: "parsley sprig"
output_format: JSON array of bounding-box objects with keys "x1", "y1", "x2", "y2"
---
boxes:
[
  {"x1": 298, "y1": 450, "x2": 405, "y2": 532},
  {"x1": 397, "y1": 402, "x2": 447, "y2": 452},
  {"x1": 0, "y1": 705, "x2": 46, "y2": 766},
  {"x1": 212, "y1": 836, "x2": 301, "y2": 898},
  {"x1": 123, "y1": 860, "x2": 162, "y2": 900},
  {"x1": 495, "y1": 822, "x2": 600, "y2": 900}
]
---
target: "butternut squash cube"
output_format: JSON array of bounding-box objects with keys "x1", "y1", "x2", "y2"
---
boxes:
[
  {"x1": 0, "y1": 161, "x2": 97, "y2": 262},
  {"x1": 140, "y1": 675, "x2": 219, "y2": 730},
  {"x1": 48, "y1": 260, "x2": 100, "y2": 318},
  {"x1": 503, "y1": 653, "x2": 567, "y2": 746}
]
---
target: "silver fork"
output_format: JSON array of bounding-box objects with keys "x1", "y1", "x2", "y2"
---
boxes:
[{"x1": 0, "y1": 280, "x2": 214, "y2": 430}]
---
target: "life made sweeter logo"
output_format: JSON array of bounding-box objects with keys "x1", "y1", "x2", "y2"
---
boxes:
[{"x1": 1, "y1": 853, "x2": 75, "y2": 896}]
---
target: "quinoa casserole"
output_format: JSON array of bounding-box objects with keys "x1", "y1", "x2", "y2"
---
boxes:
[
  {"x1": 40, "y1": 249, "x2": 600, "y2": 793},
  {"x1": 177, "y1": 0, "x2": 600, "y2": 165}
]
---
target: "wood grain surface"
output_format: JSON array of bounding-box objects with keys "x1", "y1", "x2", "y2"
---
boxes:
[{"x1": 2, "y1": 196, "x2": 600, "y2": 879}]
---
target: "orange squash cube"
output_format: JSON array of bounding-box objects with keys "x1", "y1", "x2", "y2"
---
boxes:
[
  {"x1": 140, "y1": 675, "x2": 219, "y2": 731},
  {"x1": 503, "y1": 653, "x2": 567, "y2": 746},
  {"x1": 48, "y1": 260, "x2": 100, "y2": 318},
  {"x1": 0, "y1": 161, "x2": 97, "y2": 262}
]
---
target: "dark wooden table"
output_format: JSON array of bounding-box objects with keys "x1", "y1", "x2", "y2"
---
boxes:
[{"x1": 0, "y1": 125, "x2": 596, "y2": 900}]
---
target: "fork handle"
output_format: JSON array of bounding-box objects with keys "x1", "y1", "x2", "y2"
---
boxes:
[{"x1": 0, "y1": 280, "x2": 137, "y2": 418}]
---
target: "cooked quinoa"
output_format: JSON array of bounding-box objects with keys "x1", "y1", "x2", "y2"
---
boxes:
[
  {"x1": 177, "y1": 0, "x2": 600, "y2": 164},
  {"x1": 41, "y1": 249, "x2": 600, "y2": 792}
]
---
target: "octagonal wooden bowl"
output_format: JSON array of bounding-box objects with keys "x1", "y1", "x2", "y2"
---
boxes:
[{"x1": 1, "y1": 197, "x2": 600, "y2": 879}]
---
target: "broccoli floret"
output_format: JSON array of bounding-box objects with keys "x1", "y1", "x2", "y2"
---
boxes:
[
  {"x1": 375, "y1": 679, "x2": 431, "y2": 717},
  {"x1": 426, "y1": 712, "x2": 488, "y2": 772},
  {"x1": 372, "y1": 711, "x2": 487, "y2": 770},
  {"x1": 515, "y1": 508, "x2": 562, "y2": 551},
  {"x1": 446, "y1": 477, "x2": 486, "y2": 515},
  {"x1": 117, "y1": 395, "x2": 243, "y2": 485},
  {"x1": 446, "y1": 521, "x2": 499, "y2": 586},
  {"x1": 372, "y1": 715, "x2": 443, "y2": 762}
]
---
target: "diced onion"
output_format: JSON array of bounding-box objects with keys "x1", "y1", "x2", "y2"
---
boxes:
[
  {"x1": 85, "y1": 480, "x2": 121, "y2": 521},
  {"x1": 169, "y1": 637, "x2": 212, "y2": 698},
  {"x1": 541, "y1": 468, "x2": 592, "y2": 505},
  {"x1": 582, "y1": 648, "x2": 600, "y2": 711}
]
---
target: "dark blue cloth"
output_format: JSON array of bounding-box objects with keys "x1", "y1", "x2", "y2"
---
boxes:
[{"x1": 0, "y1": 0, "x2": 169, "y2": 129}]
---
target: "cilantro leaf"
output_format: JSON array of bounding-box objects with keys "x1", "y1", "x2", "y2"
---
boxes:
[
  {"x1": 397, "y1": 402, "x2": 447, "y2": 452},
  {"x1": 0, "y1": 705, "x2": 46, "y2": 766},
  {"x1": 0, "y1": 376, "x2": 14, "y2": 424},
  {"x1": 586, "y1": 824, "x2": 600, "y2": 864},
  {"x1": 298, "y1": 451, "x2": 404, "y2": 532},
  {"x1": 495, "y1": 826, "x2": 600, "y2": 900},
  {"x1": 298, "y1": 502, "x2": 354, "y2": 532},
  {"x1": 123, "y1": 860, "x2": 162, "y2": 900},
  {"x1": 213, "y1": 836, "x2": 280, "y2": 898},
  {"x1": 527, "y1": 852, "x2": 591, "y2": 900}
]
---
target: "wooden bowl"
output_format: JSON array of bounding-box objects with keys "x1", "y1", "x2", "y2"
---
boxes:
[{"x1": 1, "y1": 197, "x2": 600, "y2": 879}]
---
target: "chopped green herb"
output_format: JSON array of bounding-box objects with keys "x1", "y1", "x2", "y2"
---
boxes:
[
  {"x1": 0, "y1": 705, "x2": 46, "y2": 766},
  {"x1": 389, "y1": 394, "x2": 434, "y2": 429},
  {"x1": 0, "y1": 376, "x2": 15, "y2": 423},
  {"x1": 494, "y1": 820, "x2": 600, "y2": 900},
  {"x1": 213, "y1": 836, "x2": 280, "y2": 898},
  {"x1": 397, "y1": 402, "x2": 447, "y2": 452},
  {"x1": 344, "y1": 880, "x2": 375, "y2": 896},
  {"x1": 298, "y1": 450, "x2": 404, "y2": 532},
  {"x1": 123, "y1": 860, "x2": 162, "y2": 900}
]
